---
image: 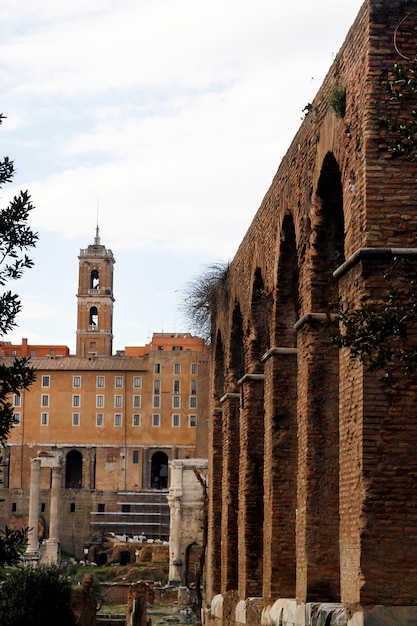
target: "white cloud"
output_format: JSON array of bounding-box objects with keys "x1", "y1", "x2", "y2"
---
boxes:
[{"x1": 0, "y1": 0, "x2": 365, "y2": 349}]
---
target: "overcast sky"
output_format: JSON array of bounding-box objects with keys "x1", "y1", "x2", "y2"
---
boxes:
[{"x1": 1, "y1": 0, "x2": 364, "y2": 353}]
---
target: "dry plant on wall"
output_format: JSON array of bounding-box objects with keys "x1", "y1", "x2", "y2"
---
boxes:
[{"x1": 180, "y1": 262, "x2": 230, "y2": 343}]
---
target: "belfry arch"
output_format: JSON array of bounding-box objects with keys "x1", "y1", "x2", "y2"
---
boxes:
[
  {"x1": 90, "y1": 269, "x2": 99, "y2": 290},
  {"x1": 89, "y1": 306, "x2": 98, "y2": 327}
]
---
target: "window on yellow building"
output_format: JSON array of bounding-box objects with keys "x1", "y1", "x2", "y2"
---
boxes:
[
  {"x1": 153, "y1": 396, "x2": 160, "y2": 408},
  {"x1": 133, "y1": 450, "x2": 139, "y2": 464},
  {"x1": 114, "y1": 413, "x2": 122, "y2": 427},
  {"x1": 41, "y1": 395, "x2": 49, "y2": 407},
  {"x1": 13, "y1": 413, "x2": 20, "y2": 425},
  {"x1": 72, "y1": 413, "x2": 80, "y2": 426},
  {"x1": 114, "y1": 395, "x2": 122, "y2": 408},
  {"x1": 96, "y1": 413, "x2": 104, "y2": 427},
  {"x1": 41, "y1": 412, "x2": 48, "y2": 426},
  {"x1": 133, "y1": 395, "x2": 141, "y2": 408},
  {"x1": 173, "y1": 396, "x2": 180, "y2": 409},
  {"x1": 152, "y1": 414, "x2": 160, "y2": 427},
  {"x1": 172, "y1": 414, "x2": 180, "y2": 427},
  {"x1": 132, "y1": 414, "x2": 141, "y2": 426},
  {"x1": 73, "y1": 376, "x2": 81, "y2": 388},
  {"x1": 133, "y1": 376, "x2": 142, "y2": 388},
  {"x1": 97, "y1": 376, "x2": 105, "y2": 388},
  {"x1": 72, "y1": 395, "x2": 80, "y2": 408},
  {"x1": 174, "y1": 363, "x2": 181, "y2": 375},
  {"x1": 13, "y1": 394, "x2": 21, "y2": 407},
  {"x1": 96, "y1": 395, "x2": 104, "y2": 408},
  {"x1": 191, "y1": 363, "x2": 197, "y2": 375},
  {"x1": 189, "y1": 396, "x2": 197, "y2": 408},
  {"x1": 42, "y1": 376, "x2": 50, "y2": 387},
  {"x1": 189, "y1": 415, "x2": 197, "y2": 427},
  {"x1": 115, "y1": 376, "x2": 123, "y2": 388}
]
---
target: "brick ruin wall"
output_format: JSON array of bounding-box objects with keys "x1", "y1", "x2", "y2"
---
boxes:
[{"x1": 205, "y1": 1, "x2": 417, "y2": 624}]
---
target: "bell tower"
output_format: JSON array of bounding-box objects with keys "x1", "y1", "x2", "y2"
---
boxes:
[{"x1": 76, "y1": 227, "x2": 115, "y2": 357}]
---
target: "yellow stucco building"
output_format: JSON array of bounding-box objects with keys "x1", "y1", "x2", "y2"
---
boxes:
[{"x1": 0, "y1": 230, "x2": 209, "y2": 558}]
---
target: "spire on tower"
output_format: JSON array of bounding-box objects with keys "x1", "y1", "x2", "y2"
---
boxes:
[
  {"x1": 94, "y1": 199, "x2": 100, "y2": 245},
  {"x1": 94, "y1": 224, "x2": 100, "y2": 246}
]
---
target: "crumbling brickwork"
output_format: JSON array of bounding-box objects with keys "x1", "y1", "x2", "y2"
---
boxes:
[{"x1": 205, "y1": 2, "x2": 417, "y2": 625}]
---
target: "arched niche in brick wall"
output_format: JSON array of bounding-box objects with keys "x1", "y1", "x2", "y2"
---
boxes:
[
  {"x1": 299, "y1": 150, "x2": 343, "y2": 603},
  {"x1": 311, "y1": 151, "x2": 345, "y2": 310},
  {"x1": 275, "y1": 213, "x2": 299, "y2": 348},
  {"x1": 213, "y1": 330, "x2": 225, "y2": 401},
  {"x1": 249, "y1": 267, "x2": 271, "y2": 369},
  {"x1": 230, "y1": 304, "x2": 244, "y2": 387}
]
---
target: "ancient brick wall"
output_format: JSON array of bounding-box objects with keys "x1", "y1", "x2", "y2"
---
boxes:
[{"x1": 206, "y1": 1, "x2": 417, "y2": 624}]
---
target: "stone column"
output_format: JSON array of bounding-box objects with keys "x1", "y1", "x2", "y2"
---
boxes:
[
  {"x1": 168, "y1": 460, "x2": 183, "y2": 584},
  {"x1": 25, "y1": 457, "x2": 41, "y2": 564},
  {"x1": 44, "y1": 465, "x2": 61, "y2": 564}
]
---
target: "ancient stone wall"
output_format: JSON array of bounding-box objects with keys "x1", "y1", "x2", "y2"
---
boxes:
[{"x1": 205, "y1": 1, "x2": 417, "y2": 625}]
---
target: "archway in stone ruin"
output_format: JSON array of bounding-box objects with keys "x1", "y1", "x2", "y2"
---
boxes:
[
  {"x1": 151, "y1": 451, "x2": 169, "y2": 489},
  {"x1": 185, "y1": 542, "x2": 199, "y2": 586},
  {"x1": 221, "y1": 305, "x2": 244, "y2": 593},
  {"x1": 302, "y1": 150, "x2": 344, "y2": 603},
  {"x1": 263, "y1": 211, "x2": 299, "y2": 600},
  {"x1": 119, "y1": 550, "x2": 131, "y2": 566},
  {"x1": 65, "y1": 450, "x2": 83, "y2": 489},
  {"x1": 313, "y1": 151, "x2": 345, "y2": 306}
]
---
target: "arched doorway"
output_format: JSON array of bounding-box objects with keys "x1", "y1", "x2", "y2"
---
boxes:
[
  {"x1": 65, "y1": 450, "x2": 83, "y2": 489},
  {"x1": 151, "y1": 451, "x2": 169, "y2": 489}
]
